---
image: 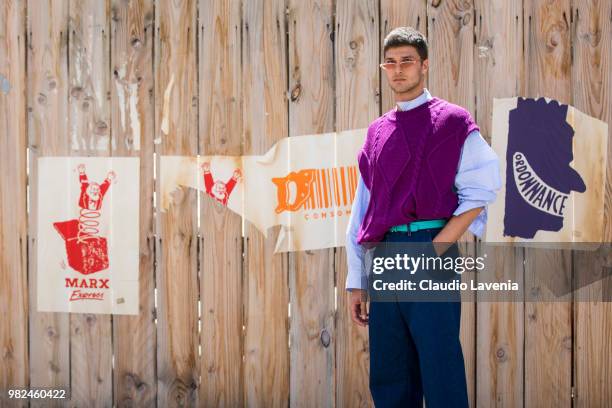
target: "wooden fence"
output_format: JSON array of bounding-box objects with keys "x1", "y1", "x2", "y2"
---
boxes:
[{"x1": 1, "y1": 0, "x2": 610, "y2": 407}]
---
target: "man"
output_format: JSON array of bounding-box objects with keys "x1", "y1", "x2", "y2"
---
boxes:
[
  {"x1": 77, "y1": 163, "x2": 115, "y2": 211},
  {"x1": 53, "y1": 164, "x2": 117, "y2": 274},
  {"x1": 201, "y1": 161, "x2": 242, "y2": 206},
  {"x1": 345, "y1": 27, "x2": 501, "y2": 407}
]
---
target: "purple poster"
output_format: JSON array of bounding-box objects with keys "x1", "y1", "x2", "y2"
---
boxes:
[{"x1": 487, "y1": 97, "x2": 607, "y2": 243}]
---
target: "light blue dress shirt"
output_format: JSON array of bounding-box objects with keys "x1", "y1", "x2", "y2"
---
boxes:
[{"x1": 345, "y1": 88, "x2": 502, "y2": 290}]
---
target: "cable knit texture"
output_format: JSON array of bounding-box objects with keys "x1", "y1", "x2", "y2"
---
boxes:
[{"x1": 357, "y1": 97, "x2": 479, "y2": 244}]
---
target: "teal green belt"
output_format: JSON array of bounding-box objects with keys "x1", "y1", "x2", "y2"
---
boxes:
[{"x1": 388, "y1": 219, "x2": 447, "y2": 233}]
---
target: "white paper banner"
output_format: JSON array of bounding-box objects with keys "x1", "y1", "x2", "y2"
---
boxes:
[{"x1": 161, "y1": 128, "x2": 367, "y2": 252}]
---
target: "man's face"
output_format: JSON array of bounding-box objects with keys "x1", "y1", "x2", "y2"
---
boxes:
[
  {"x1": 383, "y1": 45, "x2": 428, "y2": 95},
  {"x1": 87, "y1": 183, "x2": 100, "y2": 201},
  {"x1": 212, "y1": 181, "x2": 227, "y2": 200}
]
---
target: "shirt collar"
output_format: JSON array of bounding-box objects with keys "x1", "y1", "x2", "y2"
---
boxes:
[{"x1": 396, "y1": 88, "x2": 432, "y2": 111}]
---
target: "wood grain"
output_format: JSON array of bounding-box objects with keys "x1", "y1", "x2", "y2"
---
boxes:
[
  {"x1": 287, "y1": 1, "x2": 336, "y2": 406},
  {"x1": 474, "y1": 1, "x2": 525, "y2": 407},
  {"x1": 335, "y1": 0, "x2": 378, "y2": 406},
  {"x1": 26, "y1": 1, "x2": 71, "y2": 406},
  {"x1": 155, "y1": 0, "x2": 199, "y2": 406},
  {"x1": 0, "y1": 1, "x2": 28, "y2": 407},
  {"x1": 242, "y1": 0, "x2": 290, "y2": 406},
  {"x1": 476, "y1": 248, "x2": 524, "y2": 408},
  {"x1": 572, "y1": 0, "x2": 612, "y2": 406},
  {"x1": 198, "y1": 0, "x2": 243, "y2": 406},
  {"x1": 475, "y1": 0, "x2": 524, "y2": 143},
  {"x1": 67, "y1": 1, "x2": 113, "y2": 405},
  {"x1": 110, "y1": 0, "x2": 157, "y2": 406},
  {"x1": 427, "y1": 0, "x2": 476, "y2": 115},
  {"x1": 523, "y1": 1, "x2": 573, "y2": 406}
]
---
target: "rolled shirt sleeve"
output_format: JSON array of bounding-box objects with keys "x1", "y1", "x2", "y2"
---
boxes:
[
  {"x1": 453, "y1": 130, "x2": 502, "y2": 237},
  {"x1": 345, "y1": 175, "x2": 370, "y2": 290}
]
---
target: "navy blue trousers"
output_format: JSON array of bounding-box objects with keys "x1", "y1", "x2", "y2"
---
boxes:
[{"x1": 367, "y1": 228, "x2": 469, "y2": 408}]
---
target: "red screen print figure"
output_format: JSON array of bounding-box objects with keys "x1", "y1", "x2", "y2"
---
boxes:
[
  {"x1": 201, "y1": 161, "x2": 241, "y2": 206},
  {"x1": 53, "y1": 164, "x2": 116, "y2": 275}
]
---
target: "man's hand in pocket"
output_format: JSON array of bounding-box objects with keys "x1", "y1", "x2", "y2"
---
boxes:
[{"x1": 348, "y1": 289, "x2": 369, "y2": 327}]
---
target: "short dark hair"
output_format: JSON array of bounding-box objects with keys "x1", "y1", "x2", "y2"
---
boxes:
[{"x1": 383, "y1": 27, "x2": 428, "y2": 60}]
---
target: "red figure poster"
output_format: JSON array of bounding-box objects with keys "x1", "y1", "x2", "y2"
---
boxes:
[
  {"x1": 37, "y1": 157, "x2": 140, "y2": 315},
  {"x1": 201, "y1": 161, "x2": 242, "y2": 206}
]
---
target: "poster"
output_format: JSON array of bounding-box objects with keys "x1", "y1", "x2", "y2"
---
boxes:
[
  {"x1": 37, "y1": 157, "x2": 140, "y2": 315},
  {"x1": 160, "y1": 128, "x2": 366, "y2": 252},
  {"x1": 486, "y1": 97, "x2": 608, "y2": 243}
]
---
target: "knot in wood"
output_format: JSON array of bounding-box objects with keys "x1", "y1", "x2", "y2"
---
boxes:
[
  {"x1": 496, "y1": 347, "x2": 507, "y2": 362},
  {"x1": 95, "y1": 121, "x2": 109, "y2": 135},
  {"x1": 290, "y1": 83, "x2": 301, "y2": 101},
  {"x1": 46, "y1": 326, "x2": 57, "y2": 338},
  {"x1": 131, "y1": 37, "x2": 142, "y2": 48},
  {"x1": 562, "y1": 336, "x2": 572, "y2": 349},
  {"x1": 71, "y1": 86, "x2": 84, "y2": 98},
  {"x1": 320, "y1": 329, "x2": 331, "y2": 347}
]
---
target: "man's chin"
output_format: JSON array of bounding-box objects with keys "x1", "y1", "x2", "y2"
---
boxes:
[{"x1": 391, "y1": 84, "x2": 417, "y2": 94}]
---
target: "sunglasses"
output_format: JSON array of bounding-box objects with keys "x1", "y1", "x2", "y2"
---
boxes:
[{"x1": 379, "y1": 58, "x2": 421, "y2": 70}]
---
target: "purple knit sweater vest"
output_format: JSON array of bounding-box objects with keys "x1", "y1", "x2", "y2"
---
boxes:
[{"x1": 357, "y1": 97, "x2": 479, "y2": 244}]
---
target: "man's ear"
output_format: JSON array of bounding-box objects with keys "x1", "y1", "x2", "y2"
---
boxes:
[{"x1": 421, "y1": 58, "x2": 429, "y2": 75}]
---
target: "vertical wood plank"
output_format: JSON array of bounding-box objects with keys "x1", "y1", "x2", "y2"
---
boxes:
[
  {"x1": 523, "y1": 1, "x2": 573, "y2": 406},
  {"x1": 524, "y1": 0, "x2": 572, "y2": 102},
  {"x1": 155, "y1": 0, "x2": 199, "y2": 406},
  {"x1": 380, "y1": 0, "x2": 427, "y2": 113},
  {"x1": 287, "y1": 1, "x2": 336, "y2": 406},
  {"x1": 69, "y1": 0, "x2": 112, "y2": 154},
  {"x1": 475, "y1": 250, "x2": 524, "y2": 408},
  {"x1": 334, "y1": 0, "x2": 378, "y2": 406},
  {"x1": 572, "y1": 0, "x2": 612, "y2": 406},
  {"x1": 198, "y1": 0, "x2": 243, "y2": 406},
  {"x1": 426, "y1": 1, "x2": 477, "y2": 405},
  {"x1": 110, "y1": 0, "x2": 157, "y2": 406},
  {"x1": 0, "y1": 1, "x2": 28, "y2": 406},
  {"x1": 67, "y1": 1, "x2": 113, "y2": 405},
  {"x1": 475, "y1": 0, "x2": 524, "y2": 144},
  {"x1": 242, "y1": 0, "x2": 290, "y2": 406},
  {"x1": 26, "y1": 1, "x2": 71, "y2": 405},
  {"x1": 427, "y1": 0, "x2": 476, "y2": 115},
  {"x1": 474, "y1": 1, "x2": 525, "y2": 407}
]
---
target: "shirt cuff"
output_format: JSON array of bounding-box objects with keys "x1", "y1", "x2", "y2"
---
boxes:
[
  {"x1": 453, "y1": 200, "x2": 488, "y2": 238},
  {"x1": 345, "y1": 272, "x2": 365, "y2": 290}
]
